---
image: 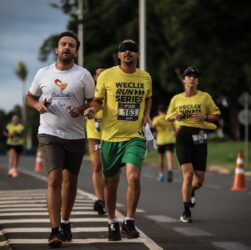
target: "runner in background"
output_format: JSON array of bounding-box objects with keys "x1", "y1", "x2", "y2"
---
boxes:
[
  {"x1": 86, "y1": 66, "x2": 107, "y2": 215},
  {"x1": 4, "y1": 114, "x2": 25, "y2": 178},
  {"x1": 152, "y1": 104, "x2": 176, "y2": 182}
]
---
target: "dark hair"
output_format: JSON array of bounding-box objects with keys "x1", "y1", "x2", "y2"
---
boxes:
[
  {"x1": 56, "y1": 31, "x2": 80, "y2": 51},
  {"x1": 158, "y1": 104, "x2": 166, "y2": 113}
]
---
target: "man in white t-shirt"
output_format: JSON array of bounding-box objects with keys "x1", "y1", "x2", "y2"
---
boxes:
[{"x1": 26, "y1": 31, "x2": 95, "y2": 248}]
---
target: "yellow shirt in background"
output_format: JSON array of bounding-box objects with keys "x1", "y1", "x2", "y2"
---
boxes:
[
  {"x1": 95, "y1": 66, "x2": 152, "y2": 142},
  {"x1": 6, "y1": 123, "x2": 24, "y2": 146},
  {"x1": 166, "y1": 91, "x2": 220, "y2": 130},
  {"x1": 152, "y1": 114, "x2": 176, "y2": 145}
]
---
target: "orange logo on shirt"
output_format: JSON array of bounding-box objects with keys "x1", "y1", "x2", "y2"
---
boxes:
[{"x1": 54, "y1": 79, "x2": 68, "y2": 91}]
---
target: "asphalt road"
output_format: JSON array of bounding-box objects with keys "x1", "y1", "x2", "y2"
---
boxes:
[{"x1": 0, "y1": 155, "x2": 251, "y2": 250}]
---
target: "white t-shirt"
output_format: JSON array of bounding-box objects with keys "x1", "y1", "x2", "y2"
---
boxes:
[{"x1": 29, "y1": 63, "x2": 95, "y2": 139}]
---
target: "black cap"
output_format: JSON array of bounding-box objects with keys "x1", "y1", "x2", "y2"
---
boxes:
[{"x1": 182, "y1": 67, "x2": 200, "y2": 78}]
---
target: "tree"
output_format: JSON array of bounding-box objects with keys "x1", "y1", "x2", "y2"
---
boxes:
[
  {"x1": 15, "y1": 61, "x2": 28, "y2": 124},
  {"x1": 38, "y1": 0, "x2": 251, "y2": 139}
]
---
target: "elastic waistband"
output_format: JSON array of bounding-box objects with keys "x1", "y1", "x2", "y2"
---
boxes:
[{"x1": 180, "y1": 126, "x2": 205, "y2": 133}]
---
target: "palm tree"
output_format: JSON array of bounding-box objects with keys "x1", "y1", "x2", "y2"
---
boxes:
[
  {"x1": 15, "y1": 61, "x2": 28, "y2": 125},
  {"x1": 15, "y1": 61, "x2": 28, "y2": 150}
]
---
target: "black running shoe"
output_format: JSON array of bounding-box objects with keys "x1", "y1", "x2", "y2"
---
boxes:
[
  {"x1": 108, "y1": 222, "x2": 121, "y2": 241},
  {"x1": 121, "y1": 220, "x2": 140, "y2": 239},
  {"x1": 48, "y1": 229, "x2": 64, "y2": 248},
  {"x1": 93, "y1": 199, "x2": 106, "y2": 215},
  {"x1": 180, "y1": 211, "x2": 192, "y2": 223},
  {"x1": 61, "y1": 222, "x2": 72, "y2": 241}
]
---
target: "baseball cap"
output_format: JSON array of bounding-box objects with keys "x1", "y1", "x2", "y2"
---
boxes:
[{"x1": 182, "y1": 67, "x2": 200, "y2": 78}]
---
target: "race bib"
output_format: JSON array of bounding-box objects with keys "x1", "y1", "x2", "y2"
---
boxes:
[
  {"x1": 117, "y1": 103, "x2": 139, "y2": 121},
  {"x1": 192, "y1": 130, "x2": 208, "y2": 144}
]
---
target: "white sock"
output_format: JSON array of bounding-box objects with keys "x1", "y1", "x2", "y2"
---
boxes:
[
  {"x1": 108, "y1": 218, "x2": 118, "y2": 224},
  {"x1": 125, "y1": 217, "x2": 134, "y2": 222},
  {"x1": 61, "y1": 218, "x2": 70, "y2": 224}
]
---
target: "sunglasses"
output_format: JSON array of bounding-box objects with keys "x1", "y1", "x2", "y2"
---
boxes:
[{"x1": 118, "y1": 42, "x2": 139, "y2": 53}]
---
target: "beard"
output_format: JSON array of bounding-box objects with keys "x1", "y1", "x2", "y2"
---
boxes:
[{"x1": 58, "y1": 52, "x2": 75, "y2": 65}]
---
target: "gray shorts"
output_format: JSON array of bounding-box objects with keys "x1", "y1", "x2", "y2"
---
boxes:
[{"x1": 38, "y1": 134, "x2": 85, "y2": 175}]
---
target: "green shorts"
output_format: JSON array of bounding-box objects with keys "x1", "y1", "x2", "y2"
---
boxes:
[{"x1": 101, "y1": 138, "x2": 146, "y2": 177}]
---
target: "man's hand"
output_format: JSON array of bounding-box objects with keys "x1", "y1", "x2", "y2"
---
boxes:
[
  {"x1": 84, "y1": 107, "x2": 95, "y2": 119},
  {"x1": 66, "y1": 106, "x2": 82, "y2": 118},
  {"x1": 34, "y1": 102, "x2": 48, "y2": 114}
]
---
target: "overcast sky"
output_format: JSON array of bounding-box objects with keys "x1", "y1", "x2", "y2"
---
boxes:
[{"x1": 0, "y1": 0, "x2": 69, "y2": 112}]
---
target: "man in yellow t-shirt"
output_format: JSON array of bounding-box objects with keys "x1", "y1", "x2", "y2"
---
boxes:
[
  {"x1": 86, "y1": 66, "x2": 107, "y2": 215},
  {"x1": 152, "y1": 104, "x2": 176, "y2": 182},
  {"x1": 84, "y1": 40, "x2": 152, "y2": 241},
  {"x1": 166, "y1": 66, "x2": 220, "y2": 223},
  {"x1": 4, "y1": 114, "x2": 25, "y2": 177}
]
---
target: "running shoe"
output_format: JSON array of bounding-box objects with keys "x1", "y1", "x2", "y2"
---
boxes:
[
  {"x1": 48, "y1": 229, "x2": 64, "y2": 248},
  {"x1": 156, "y1": 174, "x2": 165, "y2": 182},
  {"x1": 180, "y1": 211, "x2": 192, "y2": 223},
  {"x1": 121, "y1": 220, "x2": 140, "y2": 239},
  {"x1": 108, "y1": 222, "x2": 121, "y2": 241},
  {"x1": 61, "y1": 222, "x2": 72, "y2": 241},
  {"x1": 93, "y1": 199, "x2": 106, "y2": 215},
  {"x1": 8, "y1": 168, "x2": 18, "y2": 178}
]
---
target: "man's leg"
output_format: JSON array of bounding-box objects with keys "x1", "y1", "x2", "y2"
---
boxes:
[
  {"x1": 88, "y1": 139, "x2": 105, "y2": 214},
  {"x1": 61, "y1": 169, "x2": 78, "y2": 221},
  {"x1": 120, "y1": 164, "x2": 141, "y2": 239},
  {"x1": 126, "y1": 164, "x2": 141, "y2": 218},
  {"x1": 104, "y1": 172, "x2": 120, "y2": 220},
  {"x1": 104, "y1": 172, "x2": 121, "y2": 241},
  {"x1": 47, "y1": 169, "x2": 63, "y2": 228}
]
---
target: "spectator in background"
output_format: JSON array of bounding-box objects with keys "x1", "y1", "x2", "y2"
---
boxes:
[
  {"x1": 152, "y1": 104, "x2": 176, "y2": 182},
  {"x1": 4, "y1": 114, "x2": 25, "y2": 178}
]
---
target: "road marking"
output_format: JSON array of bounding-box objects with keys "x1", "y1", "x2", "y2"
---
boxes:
[
  {"x1": 2, "y1": 238, "x2": 147, "y2": 244},
  {"x1": 0, "y1": 218, "x2": 107, "y2": 224},
  {"x1": 3, "y1": 227, "x2": 107, "y2": 233},
  {"x1": 146, "y1": 215, "x2": 179, "y2": 223},
  {"x1": 212, "y1": 241, "x2": 251, "y2": 250},
  {"x1": 0, "y1": 211, "x2": 97, "y2": 216},
  {"x1": 0, "y1": 200, "x2": 94, "y2": 204},
  {"x1": 174, "y1": 227, "x2": 213, "y2": 236},
  {"x1": 0, "y1": 207, "x2": 92, "y2": 212}
]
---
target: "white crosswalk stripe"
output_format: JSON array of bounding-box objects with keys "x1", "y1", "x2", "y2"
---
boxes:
[{"x1": 0, "y1": 189, "x2": 163, "y2": 250}]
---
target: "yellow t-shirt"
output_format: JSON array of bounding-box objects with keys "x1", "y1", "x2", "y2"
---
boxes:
[
  {"x1": 166, "y1": 91, "x2": 220, "y2": 130},
  {"x1": 152, "y1": 114, "x2": 176, "y2": 145},
  {"x1": 86, "y1": 110, "x2": 103, "y2": 140},
  {"x1": 6, "y1": 123, "x2": 24, "y2": 146},
  {"x1": 95, "y1": 66, "x2": 152, "y2": 142}
]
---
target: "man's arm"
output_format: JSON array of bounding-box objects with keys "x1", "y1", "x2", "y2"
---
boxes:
[
  {"x1": 26, "y1": 91, "x2": 48, "y2": 114},
  {"x1": 143, "y1": 97, "x2": 152, "y2": 126},
  {"x1": 83, "y1": 97, "x2": 104, "y2": 119}
]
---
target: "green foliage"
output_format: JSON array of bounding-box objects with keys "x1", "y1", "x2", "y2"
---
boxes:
[
  {"x1": 15, "y1": 61, "x2": 28, "y2": 81},
  {"x1": 38, "y1": 0, "x2": 251, "y2": 139}
]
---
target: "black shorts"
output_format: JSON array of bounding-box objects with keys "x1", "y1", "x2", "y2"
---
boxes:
[
  {"x1": 7, "y1": 145, "x2": 23, "y2": 154},
  {"x1": 176, "y1": 127, "x2": 207, "y2": 171},
  {"x1": 38, "y1": 134, "x2": 85, "y2": 175},
  {"x1": 157, "y1": 143, "x2": 175, "y2": 154}
]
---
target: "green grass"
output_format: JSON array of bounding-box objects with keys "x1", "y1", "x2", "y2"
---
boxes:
[{"x1": 145, "y1": 141, "x2": 251, "y2": 172}]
